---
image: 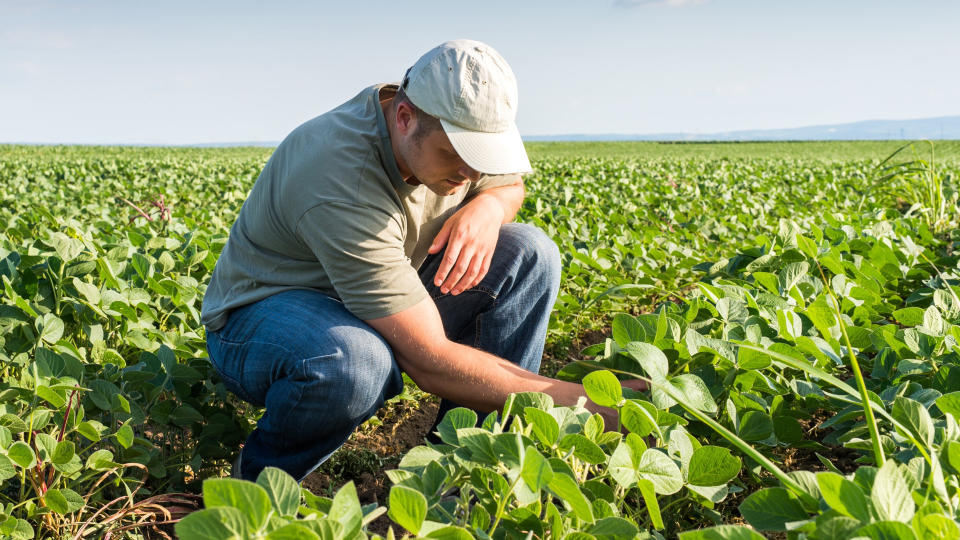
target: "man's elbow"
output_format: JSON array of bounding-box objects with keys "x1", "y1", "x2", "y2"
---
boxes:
[{"x1": 392, "y1": 343, "x2": 450, "y2": 396}]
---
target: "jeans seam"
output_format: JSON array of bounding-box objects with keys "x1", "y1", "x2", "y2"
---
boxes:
[{"x1": 430, "y1": 285, "x2": 498, "y2": 302}]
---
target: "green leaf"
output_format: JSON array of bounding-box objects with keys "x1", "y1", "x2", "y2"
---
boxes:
[
  {"x1": 738, "y1": 411, "x2": 773, "y2": 442},
  {"x1": 525, "y1": 407, "x2": 560, "y2": 447},
  {"x1": 51, "y1": 440, "x2": 75, "y2": 465},
  {"x1": 436, "y1": 407, "x2": 477, "y2": 445},
  {"x1": 612, "y1": 313, "x2": 645, "y2": 346},
  {"x1": 256, "y1": 467, "x2": 300, "y2": 517},
  {"x1": 586, "y1": 516, "x2": 638, "y2": 538},
  {"x1": 388, "y1": 485, "x2": 427, "y2": 535},
  {"x1": 7, "y1": 441, "x2": 35, "y2": 469},
  {"x1": 115, "y1": 422, "x2": 134, "y2": 449},
  {"x1": 0, "y1": 454, "x2": 17, "y2": 481},
  {"x1": 328, "y1": 481, "x2": 362, "y2": 539},
  {"x1": 871, "y1": 460, "x2": 914, "y2": 522},
  {"x1": 175, "y1": 507, "x2": 248, "y2": 540},
  {"x1": 42, "y1": 488, "x2": 84, "y2": 514},
  {"x1": 738, "y1": 487, "x2": 808, "y2": 532},
  {"x1": 918, "y1": 513, "x2": 960, "y2": 539},
  {"x1": 620, "y1": 399, "x2": 658, "y2": 437},
  {"x1": 678, "y1": 525, "x2": 766, "y2": 540},
  {"x1": 547, "y1": 471, "x2": 594, "y2": 523},
  {"x1": 202, "y1": 478, "x2": 273, "y2": 532},
  {"x1": 264, "y1": 523, "x2": 321, "y2": 540},
  {"x1": 688, "y1": 446, "x2": 741, "y2": 486},
  {"x1": 35, "y1": 313, "x2": 64, "y2": 344},
  {"x1": 582, "y1": 370, "x2": 623, "y2": 408},
  {"x1": 521, "y1": 446, "x2": 553, "y2": 492},
  {"x1": 637, "y1": 478, "x2": 663, "y2": 530},
  {"x1": 559, "y1": 433, "x2": 607, "y2": 465},
  {"x1": 773, "y1": 416, "x2": 803, "y2": 443},
  {"x1": 935, "y1": 392, "x2": 960, "y2": 418},
  {"x1": 625, "y1": 342, "x2": 668, "y2": 379},
  {"x1": 892, "y1": 307, "x2": 925, "y2": 326},
  {"x1": 424, "y1": 525, "x2": 475, "y2": 540},
  {"x1": 669, "y1": 374, "x2": 717, "y2": 414},
  {"x1": 816, "y1": 472, "x2": 872, "y2": 522},
  {"x1": 854, "y1": 521, "x2": 918, "y2": 540},
  {"x1": 636, "y1": 449, "x2": 683, "y2": 495},
  {"x1": 892, "y1": 396, "x2": 934, "y2": 447}
]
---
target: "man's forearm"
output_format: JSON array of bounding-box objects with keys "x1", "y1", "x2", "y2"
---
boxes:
[
  {"x1": 396, "y1": 339, "x2": 601, "y2": 416},
  {"x1": 468, "y1": 181, "x2": 525, "y2": 224}
]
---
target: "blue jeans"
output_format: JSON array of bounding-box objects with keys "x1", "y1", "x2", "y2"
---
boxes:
[{"x1": 206, "y1": 223, "x2": 561, "y2": 481}]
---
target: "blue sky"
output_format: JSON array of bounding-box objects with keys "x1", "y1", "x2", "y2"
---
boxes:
[{"x1": 2, "y1": 0, "x2": 958, "y2": 144}]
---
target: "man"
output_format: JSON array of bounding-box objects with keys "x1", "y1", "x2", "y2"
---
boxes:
[{"x1": 202, "y1": 39, "x2": 635, "y2": 482}]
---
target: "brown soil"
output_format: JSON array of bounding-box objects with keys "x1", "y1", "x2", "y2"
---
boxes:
[{"x1": 301, "y1": 398, "x2": 439, "y2": 536}]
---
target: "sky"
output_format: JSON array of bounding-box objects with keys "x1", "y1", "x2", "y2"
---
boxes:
[{"x1": 2, "y1": 0, "x2": 959, "y2": 144}]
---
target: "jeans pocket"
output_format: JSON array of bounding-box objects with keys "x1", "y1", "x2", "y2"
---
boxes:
[{"x1": 207, "y1": 332, "x2": 262, "y2": 405}]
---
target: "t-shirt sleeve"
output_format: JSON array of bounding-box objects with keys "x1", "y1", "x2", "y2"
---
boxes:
[
  {"x1": 466, "y1": 173, "x2": 523, "y2": 199},
  {"x1": 296, "y1": 201, "x2": 428, "y2": 320}
]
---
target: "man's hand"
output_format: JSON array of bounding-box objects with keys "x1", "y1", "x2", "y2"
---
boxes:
[{"x1": 429, "y1": 187, "x2": 520, "y2": 295}]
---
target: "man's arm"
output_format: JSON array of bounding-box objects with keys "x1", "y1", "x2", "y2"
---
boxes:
[
  {"x1": 428, "y1": 180, "x2": 525, "y2": 295},
  {"x1": 364, "y1": 295, "x2": 620, "y2": 425}
]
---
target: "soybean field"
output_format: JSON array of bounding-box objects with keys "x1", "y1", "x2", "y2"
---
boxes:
[{"x1": 1, "y1": 141, "x2": 960, "y2": 539}]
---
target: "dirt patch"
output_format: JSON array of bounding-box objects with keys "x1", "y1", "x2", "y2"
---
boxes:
[{"x1": 302, "y1": 399, "x2": 439, "y2": 536}]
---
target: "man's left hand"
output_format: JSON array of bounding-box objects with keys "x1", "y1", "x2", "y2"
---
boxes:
[{"x1": 429, "y1": 195, "x2": 505, "y2": 295}]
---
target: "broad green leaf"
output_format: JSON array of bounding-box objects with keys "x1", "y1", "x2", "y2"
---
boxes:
[
  {"x1": 612, "y1": 313, "x2": 645, "y2": 346},
  {"x1": 547, "y1": 472, "x2": 594, "y2": 522},
  {"x1": 42, "y1": 488, "x2": 84, "y2": 514},
  {"x1": 328, "y1": 481, "x2": 362, "y2": 539},
  {"x1": 256, "y1": 467, "x2": 300, "y2": 517},
  {"x1": 586, "y1": 516, "x2": 638, "y2": 538},
  {"x1": 625, "y1": 341, "x2": 668, "y2": 380},
  {"x1": 918, "y1": 513, "x2": 960, "y2": 539},
  {"x1": 892, "y1": 396, "x2": 934, "y2": 447},
  {"x1": 738, "y1": 411, "x2": 773, "y2": 442},
  {"x1": 678, "y1": 525, "x2": 766, "y2": 540},
  {"x1": 738, "y1": 487, "x2": 808, "y2": 532},
  {"x1": 636, "y1": 449, "x2": 683, "y2": 495},
  {"x1": 669, "y1": 374, "x2": 717, "y2": 414},
  {"x1": 934, "y1": 392, "x2": 960, "y2": 418},
  {"x1": 7, "y1": 441, "x2": 35, "y2": 468},
  {"x1": 203, "y1": 478, "x2": 272, "y2": 531},
  {"x1": 558, "y1": 433, "x2": 606, "y2": 465},
  {"x1": 871, "y1": 461, "x2": 914, "y2": 522},
  {"x1": 265, "y1": 523, "x2": 321, "y2": 540},
  {"x1": 521, "y1": 446, "x2": 553, "y2": 491},
  {"x1": 388, "y1": 485, "x2": 427, "y2": 535},
  {"x1": 688, "y1": 446, "x2": 741, "y2": 486},
  {"x1": 892, "y1": 307, "x2": 925, "y2": 326},
  {"x1": 854, "y1": 521, "x2": 917, "y2": 540},
  {"x1": 436, "y1": 407, "x2": 477, "y2": 445},
  {"x1": 582, "y1": 370, "x2": 623, "y2": 408},
  {"x1": 115, "y1": 422, "x2": 134, "y2": 449},
  {"x1": 51, "y1": 440, "x2": 75, "y2": 465},
  {"x1": 525, "y1": 406, "x2": 560, "y2": 447},
  {"x1": 608, "y1": 441, "x2": 637, "y2": 489},
  {"x1": 620, "y1": 399, "x2": 658, "y2": 437},
  {"x1": 36, "y1": 313, "x2": 64, "y2": 344},
  {"x1": 175, "y1": 507, "x2": 248, "y2": 539},
  {"x1": 816, "y1": 472, "x2": 872, "y2": 522}
]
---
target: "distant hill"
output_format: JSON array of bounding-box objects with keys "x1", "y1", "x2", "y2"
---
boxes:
[{"x1": 523, "y1": 115, "x2": 960, "y2": 142}]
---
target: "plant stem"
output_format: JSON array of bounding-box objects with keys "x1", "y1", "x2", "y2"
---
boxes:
[{"x1": 814, "y1": 262, "x2": 885, "y2": 466}]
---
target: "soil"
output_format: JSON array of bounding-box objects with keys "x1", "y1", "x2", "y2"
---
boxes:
[{"x1": 301, "y1": 398, "x2": 440, "y2": 536}]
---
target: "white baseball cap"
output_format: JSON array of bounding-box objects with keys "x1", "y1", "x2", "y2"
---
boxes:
[{"x1": 402, "y1": 39, "x2": 533, "y2": 175}]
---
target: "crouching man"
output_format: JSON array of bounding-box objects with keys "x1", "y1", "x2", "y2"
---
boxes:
[{"x1": 201, "y1": 39, "x2": 641, "y2": 482}]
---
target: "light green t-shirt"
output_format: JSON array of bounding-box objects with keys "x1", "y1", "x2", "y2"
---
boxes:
[{"x1": 200, "y1": 84, "x2": 520, "y2": 332}]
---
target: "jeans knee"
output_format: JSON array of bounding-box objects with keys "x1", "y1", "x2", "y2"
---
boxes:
[
  {"x1": 316, "y1": 325, "x2": 401, "y2": 418},
  {"x1": 501, "y1": 223, "x2": 561, "y2": 288}
]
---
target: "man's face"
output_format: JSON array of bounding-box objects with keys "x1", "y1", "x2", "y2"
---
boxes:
[{"x1": 398, "y1": 123, "x2": 482, "y2": 196}]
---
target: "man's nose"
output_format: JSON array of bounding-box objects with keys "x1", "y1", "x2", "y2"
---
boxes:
[{"x1": 459, "y1": 165, "x2": 481, "y2": 182}]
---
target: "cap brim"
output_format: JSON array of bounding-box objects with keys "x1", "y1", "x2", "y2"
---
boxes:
[{"x1": 441, "y1": 119, "x2": 533, "y2": 175}]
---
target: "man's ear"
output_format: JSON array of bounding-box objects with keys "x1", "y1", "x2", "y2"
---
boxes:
[{"x1": 395, "y1": 101, "x2": 417, "y2": 137}]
